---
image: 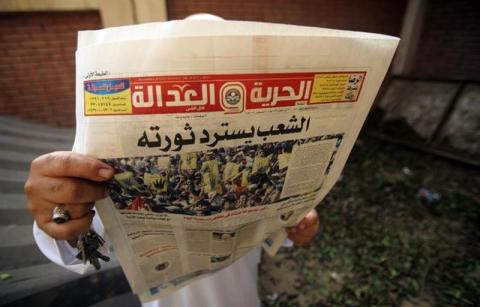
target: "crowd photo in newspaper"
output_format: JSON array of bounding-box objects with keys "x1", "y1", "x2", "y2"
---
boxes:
[{"x1": 106, "y1": 134, "x2": 342, "y2": 216}]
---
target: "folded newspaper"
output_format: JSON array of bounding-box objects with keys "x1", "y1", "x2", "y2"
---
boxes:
[{"x1": 74, "y1": 19, "x2": 399, "y2": 302}]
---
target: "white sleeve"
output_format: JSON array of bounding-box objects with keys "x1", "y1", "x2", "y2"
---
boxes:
[
  {"x1": 283, "y1": 238, "x2": 294, "y2": 247},
  {"x1": 33, "y1": 212, "x2": 110, "y2": 274}
]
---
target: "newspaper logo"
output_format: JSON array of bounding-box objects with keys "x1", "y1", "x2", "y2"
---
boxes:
[
  {"x1": 83, "y1": 72, "x2": 366, "y2": 116},
  {"x1": 85, "y1": 79, "x2": 129, "y2": 95},
  {"x1": 220, "y1": 82, "x2": 245, "y2": 114}
]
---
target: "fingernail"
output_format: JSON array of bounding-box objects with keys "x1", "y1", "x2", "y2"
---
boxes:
[
  {"x1": 291, "y1": 228, "x2": 298, "y2": 233},
  {"x1": 299, "y1": 224, "x2": 305, "y2": 230},
  {"x1": 99, "y1": 168, "x2": 114, "y2": 179}
]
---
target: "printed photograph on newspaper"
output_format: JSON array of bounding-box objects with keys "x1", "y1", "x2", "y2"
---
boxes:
[{"x1": 104, "y1": 134, "x2": 342, "y2": 216}]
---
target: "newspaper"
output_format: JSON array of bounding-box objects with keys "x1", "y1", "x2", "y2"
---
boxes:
[{"x1": 73, "y1": 19, "x2": 399, "y2": 302}]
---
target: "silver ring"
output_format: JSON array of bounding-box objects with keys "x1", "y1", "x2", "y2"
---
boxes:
[{"x1": 52, "y1": 205, "x2": 70, "y2": 224}]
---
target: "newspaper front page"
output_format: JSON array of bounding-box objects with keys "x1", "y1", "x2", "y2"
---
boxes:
[{"x1": 73, "y1": 19, "x2": 399, "y2": 302}]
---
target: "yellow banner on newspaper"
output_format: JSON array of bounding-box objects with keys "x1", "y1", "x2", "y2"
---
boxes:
[{"x1": 310, "y1": 73, "x2": 364, "y2": 103}]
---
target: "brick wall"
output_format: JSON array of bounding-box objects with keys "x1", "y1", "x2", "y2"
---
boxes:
[
  {"x1": 167, "y1": 0, "x2": 407, "y2": 36},
  {"x1": 0, "y1": 2, "x2": 408, "y2": 128},
  {"x1": 413, "y1": 0, "x2": 480, "y2": 81},
  {"x1": 0, "y1": 11, "x2": 101, "y2": 127}
]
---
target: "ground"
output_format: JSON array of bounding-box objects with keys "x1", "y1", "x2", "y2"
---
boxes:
[
  {"x1": 259, "y1": 135, "x2": 480, "y2": 306},
  {"x1": 1, "y1": 117, "x2": 478, "y2": 306}
]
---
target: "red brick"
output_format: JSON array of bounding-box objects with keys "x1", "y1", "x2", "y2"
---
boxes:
[
  {"x1": 0, "y1": 11, "x2": 100, "y2": 127},
  {"x1": 167, "y1": 0, "x2": 407, "y2": 36}
]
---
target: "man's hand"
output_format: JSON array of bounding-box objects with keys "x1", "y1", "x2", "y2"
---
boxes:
[
  {"x1": 24, "y1": 151, "x2": 114, "y2": 241},
  {"x1": 286, "y1": 209, "x2": 320, "y2": 247}
]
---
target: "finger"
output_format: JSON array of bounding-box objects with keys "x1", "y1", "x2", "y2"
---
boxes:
[
  {"x1": 303, "y1": 210, "x2": 319, "y2": 227},
  {"x1": 40, "y1": 211, "x2": 95, "y2": 241},
  {"x1": 285, "y1": 221, "x2": 307, "y2": 233},
  {"x1": 64, "y1": 202, "x2": 95, "y2": 219},
  {"x1": 27, "y1": 198, "x2": 56, "y2": 218},
  {"x1": 31, "y1": 151, "x2": 114, "y2": 181},
  {"x1": 286, "y1": 223, "x2": 317, "y2": 237},
  {"x1": 288, "y1": 231, "x2": 315, "y2": 247},
  {"x1": 287, "y1": 224, "x2": 320, "y2": 246},
  {"x1": 31, "y1": 201, "x2": 95, "y2": 225},
  {"x1": 286, "y1": 227, "x2": 298, "y2": 234},
  {"x1": 285, "y1": 217, "x2": 306, "y2": 232},
  {"x1": 287, "y1": 232, "x2": 308, "y2": 246},
  {"x1": 290, "y1": 218, "x2": 308, "y2": 231},
  {"x1": 32, "y1": 177, "x2": 108, "y2": 204},
  {"x1": 285, "y1": 209, "x2": 319, "y2": 234}
]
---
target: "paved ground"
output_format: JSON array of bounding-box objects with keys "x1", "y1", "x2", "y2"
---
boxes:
[{"x1": 0, "y1": 116, "x2": 139, "y2": 307}]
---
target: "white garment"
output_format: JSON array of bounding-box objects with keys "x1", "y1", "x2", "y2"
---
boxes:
[{"x1": 33, "y1": 215, "x2": 262, "y2": 307}]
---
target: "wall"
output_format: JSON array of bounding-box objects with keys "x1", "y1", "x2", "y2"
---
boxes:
[
  {"x1": 371, "y1": 0, "x2": 480, "y2": 161},
  {"x1": 413, "y1": 0, "x2": 480, "y2": 81},
  {"x1": 0, "y1": 1, "x2": 407, "y2": 127},
  {"x1": 0, "y1": 11, "x2": 102, "y2": 127},
  {"x1": 167, "y1": 0, "x2": 407, "y2": 36}
]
